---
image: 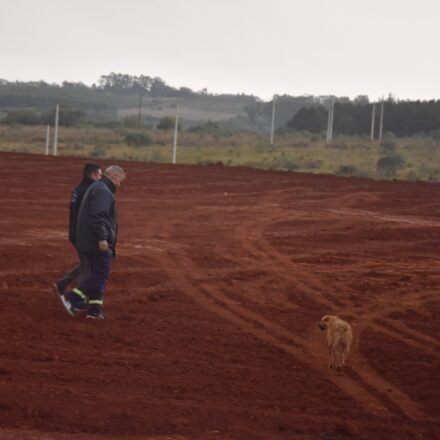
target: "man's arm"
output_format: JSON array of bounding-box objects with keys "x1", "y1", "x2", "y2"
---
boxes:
[
  {"x1": 68, "y1": 188, "x2": 79, "y2": 243},
  {"x1": 88, "y1": 188, "x2": 112, "y2": 250}
]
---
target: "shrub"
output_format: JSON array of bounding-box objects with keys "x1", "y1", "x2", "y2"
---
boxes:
[
  {"x1": 304, "y1": 159, "x2": 322, "y2": 169},
  {"x1": 157, "y1": 117, "x2": 175, "y2": 130},
  {"x1": 40, "y1": 109, "x2": 85, "y2": 127},
  {"x1": 337, "y1": 165, "x2": 358, "y2": 176},
  {"x1": 377, "y1": 154, "x2": 404, "y2": 177},
  {"x1": 4, "y1": 109, "x2": 41, "y2": 125},
  {"x1": 90, "y1": 145, "x2": 107, "y2": 158},
  {"x1": 271, "y1": 155, "x2": 300, "y2": 171},
  {"x1": 286, "y1": 161, "x2": 300, "y2": 171},
  {"x1": 125, "y1": 131, "x2": 153, "y2": 147},
  {"x1": 59, "y1": 109, "x2": 85, "y2": 127},
  {"x1": 188, "y1": 120, "x2": 219, "y2": 133}
]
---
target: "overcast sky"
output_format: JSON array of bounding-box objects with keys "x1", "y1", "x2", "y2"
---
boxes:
[{"x1": 1, "y1": 0, "x2": 439, "y2": 101}]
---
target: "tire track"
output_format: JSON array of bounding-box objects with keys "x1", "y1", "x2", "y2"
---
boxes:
[
  {"x1": 153, "y1": 214, "x2": 421, "y2": 416},
  {"x1": 141, "y1": 191, "x2": 430, "y2": 420},
  {"x1": 228, "y1": 194, "x2": 429, "y2": 420},
  {"x1": 159, "y1": 248, "x2": 392, "y2": 416},
  {"x1": 374, "y1": 319, "x2": 440, "y2": 355},
  {"x1": 232, "y1": 211, "x2": 344, "y2": 311}
]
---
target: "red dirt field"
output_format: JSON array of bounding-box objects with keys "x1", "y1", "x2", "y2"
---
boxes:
[{"x1": 0, "y1": 151, "x2": 439, "y2": 440}]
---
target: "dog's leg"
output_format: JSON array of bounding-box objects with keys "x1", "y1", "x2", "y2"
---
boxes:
[
  {"x1": 341, "y1": 347, "x2": 347, "y2": 366},
  {"x1": 336, "y1": 350, "x2": 343, "y2": 375},
  {"x1": 328, "y1": 345, "x2": 334, "y2": 369}
]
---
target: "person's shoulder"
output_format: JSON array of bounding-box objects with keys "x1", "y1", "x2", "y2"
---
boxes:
[
  {"x1": 75, "y1": 179, "x2": 93, "y2": 192},
  {"x1": 93, "y1": 180, "x2": 113, "y2": 196}
]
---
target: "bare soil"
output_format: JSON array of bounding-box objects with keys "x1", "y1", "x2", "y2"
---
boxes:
[{"x1": 0, "y1": 152, "x2": 438, "y2": 439}]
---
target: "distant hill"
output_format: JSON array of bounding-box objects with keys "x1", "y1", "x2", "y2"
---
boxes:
[
  {"x1": 0, "y1": 74, "x2": 321, "y2": 132},
  {"x1": 0, "y1": 77, "x2": 255, "y2": 128},
  {"x1": 119, "y1": 97, "x2": 244, "y2": 124},
  {"x1": 6, "y1": 74, "x2": 437, "y2": 137}
]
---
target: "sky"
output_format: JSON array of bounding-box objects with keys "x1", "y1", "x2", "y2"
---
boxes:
[{"x1": 1, "y1": 0, "x2": 439, "y2": 102}]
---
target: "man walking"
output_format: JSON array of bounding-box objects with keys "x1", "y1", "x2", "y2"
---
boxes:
[
  {"x1": 53, "y1": 163, "x2": 102, "y2": 295},
  {"x1": 59, "y1": 165, "x2": 126, "y2": 319}
]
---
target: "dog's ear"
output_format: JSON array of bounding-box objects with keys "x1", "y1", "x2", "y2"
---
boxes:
[{"x1": 323, "y1": 315, "x2": 338, "y2": 322}]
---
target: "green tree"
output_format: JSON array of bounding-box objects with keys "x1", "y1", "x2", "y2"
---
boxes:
[
  {"x1": 41, "y1": 108, "x2": 85, "y2": 127},
  {"x1": 3, "y1": 109, "x2": 41, "y2": 125},
  {"x1": 157, "y1": 117, "x2": 175, "y2": 130}
]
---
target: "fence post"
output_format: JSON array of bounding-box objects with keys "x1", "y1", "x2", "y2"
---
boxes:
[
  {"x1": 172, "y1": 101, "x2": 179, "y2": 164},
  {"x1": 45, "y1": 125, "x2": 50, "y2": 155},
  {"x1": 378, "y1": 101, "x2": 384, "y2": 142},
  {"x1": 270, "y1": 95, "x2": 277, "y2": 145},
  {"x1": 370, "y1": 103, "x2": 376, "y2": 140},
  {"x1": 53, "y1": 104, "x2": 59, "y2": 156},
  {"x1": 326, "y1": 101, "x2": 334, "y2": 143}
]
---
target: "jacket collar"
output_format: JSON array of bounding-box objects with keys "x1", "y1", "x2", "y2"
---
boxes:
[{"x1": 101, "y1": 175, "x2": 116, "y2": 193}]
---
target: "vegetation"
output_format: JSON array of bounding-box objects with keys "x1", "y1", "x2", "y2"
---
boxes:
[
  {"x1": 1, "y1": 74, "x2": 440, "y2": 182},
  {"x1": 288, "y1": 99, "x2": 440, "y2": 137},
  {"x1": 376, "y1": 153, "x2": 405, "y2": 178},
  {"x1": 157, "y1": 117, "x2": 176, "y2": 130},
  {"x1": 4, "y1": 109, "x2": 41, "y2": 125},
  {"x1": 1, "y1": 75, "x2": 440, "y2": 136},
  {"x1": 0, "y1": 75, "x2": 257, "y2": 129},
  {"x1": 1, "y1": 124, "x2": 440, "y2": 182},
  {"x1": 124, "y1": 131, "x2": 153, "y2": 147},
  {"x1": 3, "y1": 107, "x2": 85, "y2": 127}
]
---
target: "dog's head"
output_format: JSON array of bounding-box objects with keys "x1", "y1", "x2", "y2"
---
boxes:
[{"x1": 318, "y1": 314, "x2": 338, "y2": 331}]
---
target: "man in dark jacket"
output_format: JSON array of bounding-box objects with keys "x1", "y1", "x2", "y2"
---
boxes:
[
  {"x1": 53, "y1": 163, "x2": 102, "y2": 294},
  {"x1": 59, "y1": 165, "x2": 126, "y2": 319}
]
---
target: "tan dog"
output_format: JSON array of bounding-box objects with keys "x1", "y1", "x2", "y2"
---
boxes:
[{"x1": 318, "y1": 315, "x2": 352, "y2": 374}]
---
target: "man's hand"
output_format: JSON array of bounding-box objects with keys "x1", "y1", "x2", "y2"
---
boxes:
[{"x1": 99, "y1": 240, "x2": 109, "y2": 252}]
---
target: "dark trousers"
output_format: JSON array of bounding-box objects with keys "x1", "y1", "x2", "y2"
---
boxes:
[
  {"x1": 67, "y1": 252, "x2": 111, "y2": 312},
  {"x1": 57, "y1": 252, "x2": 91, "y2": 289}
]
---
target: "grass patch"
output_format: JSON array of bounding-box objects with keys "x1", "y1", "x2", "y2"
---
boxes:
[{"x1": 1, "y1": 125, "x2": 440, "y2": 181}]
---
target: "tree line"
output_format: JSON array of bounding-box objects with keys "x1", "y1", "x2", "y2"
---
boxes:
[
  {"x1": 3, "y1": 108, "x2": 86, "y2": 127},
  {"x1": 0, "y1": 73, "x2": 256, "y2": 101},
  {"x1": 0, "y1": 74, "x2": 256, "y2": 126},
  {"x1": 1, "y1": 74, "x2": 440, "y2": 136},
  {"x1": 287, "y1": 99, "x2": 440, "y2": 137}
]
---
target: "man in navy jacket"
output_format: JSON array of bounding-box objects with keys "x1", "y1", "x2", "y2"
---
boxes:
[
  {"x1": 53, "y1": 163, "x2": 102, "y2": 294},
  {"x1": 59, "y1": 165, "x2": 126, "y2": 319}
]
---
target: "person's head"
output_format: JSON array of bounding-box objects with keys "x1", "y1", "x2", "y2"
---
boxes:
[
  {"x1": 83, "y1": 163, "x2": 102, "y2": 181},
  {"x1": 104, "y1": 165, "x2": 126, "y2": 188}
]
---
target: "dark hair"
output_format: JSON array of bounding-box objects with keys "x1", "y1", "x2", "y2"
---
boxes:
[{"x1": 83, "y1": 163, "x2": 101, "y2": 179}]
